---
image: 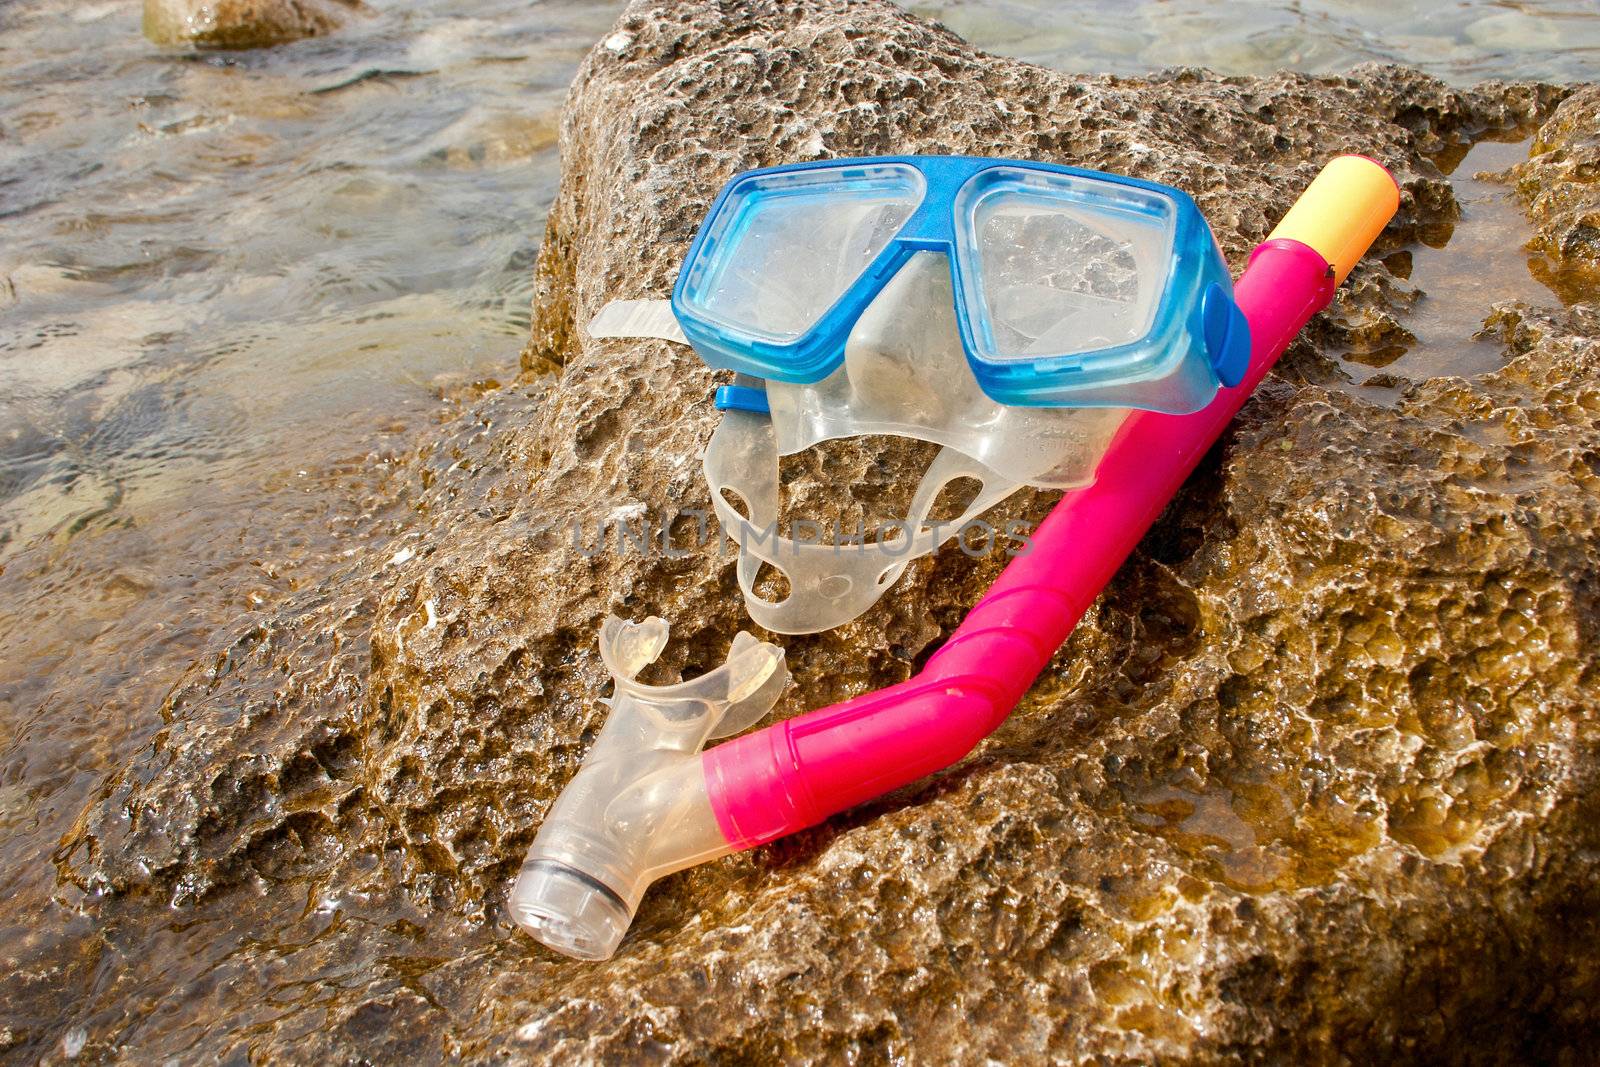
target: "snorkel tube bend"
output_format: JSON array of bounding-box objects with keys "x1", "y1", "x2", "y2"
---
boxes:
[{"x1": 512, "y1": 156, "x2": 1400, "y2": 959}]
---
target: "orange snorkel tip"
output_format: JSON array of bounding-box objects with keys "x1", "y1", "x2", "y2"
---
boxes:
[{"x1": 1266, "y1": 154, "x2": 1401, "y2": 284}]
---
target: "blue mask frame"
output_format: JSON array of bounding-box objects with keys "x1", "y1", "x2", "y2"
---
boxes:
[{"x1": 670, "y1": 155, "x2": 1249, "y2": 414}]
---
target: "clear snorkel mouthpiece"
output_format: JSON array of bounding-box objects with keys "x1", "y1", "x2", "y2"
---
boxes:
[{"x1": 508, "y1": 617, "x2": 788, "y2": 960}]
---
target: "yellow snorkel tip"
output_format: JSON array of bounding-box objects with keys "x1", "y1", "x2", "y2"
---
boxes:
[{"x1": 1266, "y1": 154, "x2": 1401, "y2": 284}]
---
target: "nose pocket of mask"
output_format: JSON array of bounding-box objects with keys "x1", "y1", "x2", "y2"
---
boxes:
[{"x1": 767, "y1": 253, "x2": 1129, "y2": 492}]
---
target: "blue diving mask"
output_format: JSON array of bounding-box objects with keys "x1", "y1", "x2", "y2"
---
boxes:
[
  {"x1": 587, "y1": 156, "x2": 1249, "y2": 634},
  {"x1": 674, "y1": 156, "x2": 1247, "y2": 411}
]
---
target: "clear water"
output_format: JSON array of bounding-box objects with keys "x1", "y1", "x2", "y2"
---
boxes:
[
  {"x1": 907, "y1": 0, "x2": 1600, "y2": 83},
  {"x1": 1341, "y1": 135, "x2": 1568, "y2": 390},
  {"x1": 0, "y1": 0, "x2": 620, "y2": 562},
  {"x1": 0, "y1": 0, "x2": 1592, "y2": 1036}
]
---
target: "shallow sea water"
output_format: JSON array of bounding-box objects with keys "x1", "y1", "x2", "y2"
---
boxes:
[
  {"x1": 911, "y1": 0, "x2": 1600, "y2": 83},
  {"x1": 0, "y1": 0, "x2": 1593, "y2": 1055}
]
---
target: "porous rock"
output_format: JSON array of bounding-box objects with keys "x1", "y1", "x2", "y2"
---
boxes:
[
  {"x1": 18, "y1": 1, "x2": 1600, "y2": 1063},
  {"x1": 1515, "y1": 85, "x2": 1600, "y2": 303}
]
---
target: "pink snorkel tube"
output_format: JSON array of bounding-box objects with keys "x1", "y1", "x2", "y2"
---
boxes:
[{"x1": 511, "y1": 156, "x2": 1401, "y2": 960}]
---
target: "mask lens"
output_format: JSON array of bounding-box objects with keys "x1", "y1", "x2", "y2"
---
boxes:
[
  {"x1": 680, "y1": 163, "x2": 923, "y2": 343},
  {"x1": 964, "y1": 170, "x2": 1176, "y2": 360}
]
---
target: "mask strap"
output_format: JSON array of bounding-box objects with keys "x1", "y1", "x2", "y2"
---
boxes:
[
  {"x1": 587, "y1": 299, "x2": 688, "y2": 344},
  {"x1": 703, "y1": 406, "x2": 1025, "y2": 635}
]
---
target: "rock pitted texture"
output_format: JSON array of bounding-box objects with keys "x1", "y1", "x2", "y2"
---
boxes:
[
  {"x1": 11, "y1": 1, "x2": 1599, "y2": 1063},
  {"x1": 142, "y1": 0, "x2": 361, "y2": 49},
  {"x1": 1516, "y1": 85, "x2": 1600, "y2": 303}
]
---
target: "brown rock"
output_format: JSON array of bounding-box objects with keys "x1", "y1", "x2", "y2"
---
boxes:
[
  {"x1": 1515, "y1": 85, "x2": 1600, "y2": 303},
  {"x1": 142, "y1": 0, "x2": 362, "y2": 49},
  {"x1": 16, "y1": 1, "x2": 1600, "y2": 1063}
]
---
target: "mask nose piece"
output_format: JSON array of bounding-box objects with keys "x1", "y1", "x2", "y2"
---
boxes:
[{"x1": 843, "y1": 251, "x2": 982, "y2": 421}]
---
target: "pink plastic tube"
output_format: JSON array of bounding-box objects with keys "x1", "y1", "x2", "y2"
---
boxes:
[{"x1": 703, "y1": 225, "x2": 1365, "y2": 849}]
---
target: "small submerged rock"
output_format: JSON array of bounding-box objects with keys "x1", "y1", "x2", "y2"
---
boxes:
[{"x1": 142, "y1": 0, "x2": 362, "y2": 49}]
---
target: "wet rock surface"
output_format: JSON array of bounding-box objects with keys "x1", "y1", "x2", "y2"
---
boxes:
[
  {"x1": 1516, "y1": 85, "x2": 1600, "y2": 304},
  {"x1": 7, "y1": 0, "x2": 1597, "y2": 1062},
  {"x1": 142, "y1": 0, "x2": 362, "y2": 49}
]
